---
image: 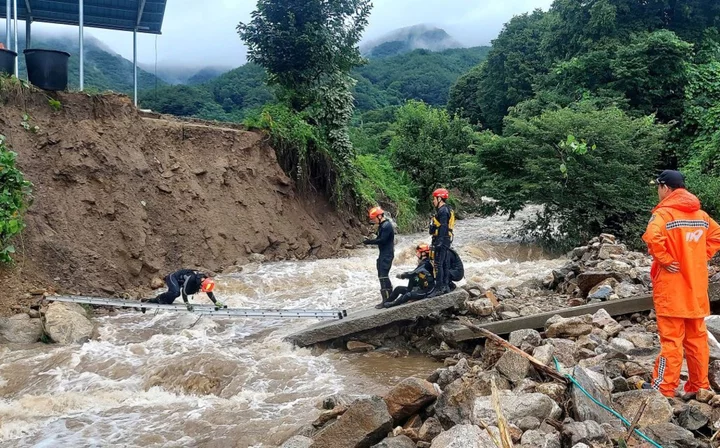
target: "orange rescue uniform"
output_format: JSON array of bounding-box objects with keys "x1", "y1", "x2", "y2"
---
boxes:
[{"x1": 643, "y1": 188, "x2": 720, "y2": 397}]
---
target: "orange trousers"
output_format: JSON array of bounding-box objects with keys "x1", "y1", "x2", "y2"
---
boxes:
[{"x1": 652, "y1": 316, "x2": 710, "y2": 397}]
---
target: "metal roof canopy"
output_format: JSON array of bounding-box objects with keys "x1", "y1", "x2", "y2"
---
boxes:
[{"x1": 1, "y1": 0, "x2": 167, "y2": 104}]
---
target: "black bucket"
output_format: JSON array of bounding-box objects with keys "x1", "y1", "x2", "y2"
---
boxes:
[
  {"x1": 0, "y1": 48, "x2": 17, "y2": 76},
  {"x1": 24, "y1": 49, "x2": 71, "y2": 91}
]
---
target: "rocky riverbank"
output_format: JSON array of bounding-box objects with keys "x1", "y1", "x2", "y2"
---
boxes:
[
  {"x1": 0, "y1": 302, "x2": 96, "y2": 345},
  {"x1": 281, "y1": 235, "x2": 720, "y2": 447}
]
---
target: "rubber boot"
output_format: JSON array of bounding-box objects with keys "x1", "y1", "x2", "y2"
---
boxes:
[{"x1": 376, "y1": 289, "x2": 392, "y2": 309}]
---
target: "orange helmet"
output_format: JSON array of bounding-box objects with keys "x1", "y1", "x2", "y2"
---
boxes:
[
  {"x1": 432, "y1": 188, "x2": 449, "y2": 199},
  {"x1": 201, "y1": 278, "x2": 215, "y2": 293},
  {"x1": 416, "y1": 243, "x2": 431, "y2": 257},
  {"x1": 368, "y1": 206, "x2": 384, "y2": 221}
]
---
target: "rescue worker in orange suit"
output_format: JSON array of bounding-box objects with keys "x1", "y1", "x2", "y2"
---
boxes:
[
  {"x1": 429, "y1": 188, "x2": 455, "y2": 297},
  {"x1": 377, "y1": 243, "x2": 436, "y2": 309},
  {"x1": 641, "y1": 170, "x2": 720, "y2": 397},
  {"x1": 363, "y1": 206, "x2": 395, "y2": 306},
  {"x1": 142, "y1": 269, "x2": 224, "y2": 311}
]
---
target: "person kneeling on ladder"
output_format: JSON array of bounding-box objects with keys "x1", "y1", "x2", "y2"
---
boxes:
[
  {"x1": 377, "y1": 244, "x2": 435, "y2": 309},
  {"x1": 143, "y1": 269, "x2": 224, "y2": 311}
]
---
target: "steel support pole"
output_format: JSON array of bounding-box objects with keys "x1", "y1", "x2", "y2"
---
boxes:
[
  {"x1": 25, "y1": 18, "x2": 30, "y2": 48},
  {"x1": 5, "y1": 1, "x2": 10, "y2": 49},
  {"x1": 133, "y1": 28, "x2": 137, "y2": 106},
  {"x1": 79, "y1": 0, "x2": 84, "y2": 90},
  {"x1": 12, "y1": 0, "x2": 17, "y2": 76}
]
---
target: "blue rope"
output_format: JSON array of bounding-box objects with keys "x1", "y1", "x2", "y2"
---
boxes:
[{"x1": 553, "y1": 357, "x2": 663, "y2": 448}]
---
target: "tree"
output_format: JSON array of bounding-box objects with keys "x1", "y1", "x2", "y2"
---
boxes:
[
  {"x1": 238, "y1": 0, "x2": 372, "y2": 198},
  {"x1": 478, "y1": 102, "x2": 668, "y2": 248},
  {"x1": 389, "y1": 101, "x2": 475, "y2": 206}
]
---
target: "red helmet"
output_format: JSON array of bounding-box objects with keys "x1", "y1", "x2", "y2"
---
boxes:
[
  {"x1": 368, "y1": 206, "x2": 384, "y2": 220},
  {"x1": 201, "y1": 278, "x2": 215, "y2": 293},
  {"x1": 416, "y1": 243, "x2": 431, "y2": 257},
  {"x1": 432, "y1": 188, "x2": 449, "y2": 199}
]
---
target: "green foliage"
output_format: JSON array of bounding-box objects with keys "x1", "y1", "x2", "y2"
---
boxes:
[
  {"x1": 48, "y1": 98, "x2": 62, "y2": 111},
  {"x1": 389, "y1": 101, "x2": 475, "y2": 208},
  {"x1": 354, "y1": 154, "x2": 418, "y2": 230},
  {"x1": 20, "y1": 114, "x2": 39, "y2": 133},
  {"x1": 478, "y1": 103, "x2": 667, "y2": 249},
  {"x1": 0, "y1": 135, "x2": 33, "y2": 264}
]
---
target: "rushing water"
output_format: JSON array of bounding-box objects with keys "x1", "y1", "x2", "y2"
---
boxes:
[{"x1": 0, "y1": 209, "x2": 566, "y2": 447}]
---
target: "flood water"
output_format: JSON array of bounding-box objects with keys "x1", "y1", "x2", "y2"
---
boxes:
[{"x1": 0, "y1": 208, "x2": 565, "y2": 447}]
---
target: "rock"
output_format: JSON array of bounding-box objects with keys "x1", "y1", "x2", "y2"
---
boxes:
[
  {"x1": 348, "y1": 341, "x2": 375, "y2": 353},
  {"x1": 371, "y1": 435, "x2": 416, "y2": 448},
  {"x1": 43, "y1": 302, "x2": 95, "y2": 344},
  {"x1": 677, "y1": 402, "x2": 711, "y2": 431},
  {"x1": 570, "y1": 444, "x2": 590, "y2": 448},
  {"x1": 609, "y1": 338, "x2": 635, "y2": 353},
  {"x1": 623, "y1": 363, "x2": 648, "y2": 378},
  {"x1": 429, "y1": 424, "x2": 497, "y2": 448},
  {"x1": 577, "y1": 272, "x2": 618, "y2": 296},
  {"x1": 571, "y1": 366, "x2": 619, "y2": 425},
  {"x1": 643, "y1": 423, "x2": 698, "y2": 448},
  {"x1": 587, "y1": 284, "x2": 613, "y2": 301},
  {"x1": 545, "y1": 339, "x2": 577, "y2": 368},
  {"x1": 495, "y1": 350, "x2": 530, "y2": 384},
  {"x1": 561, "y1": 421, "x2": 610, "y2": 446},
  {"x1": 313, "y1": 406, "x2": 348, "y2": 428},
  {"x1": 596, "y1": 260, "x2": 633, "y2": 274},
  {"x1": 592, "y1": 309, "x2": 623, "y2": 337},
  {"x1": 514, "y1": 378, "x2": 539, "y2": 394},
  {"x1": 472, "y1": 391, "x2": 561, "y2": 427},
  {"x1": 435, "y1": 370, "x2": 510, "y2": 427},
  {"x1": 613, "y1": 390, "x2": 673, "y2": 427},
  {"x1": 518, "y1": 416, "x2": 541, "y2": 432},
  {"x1": 710, "y1": 361, "x2": 720, "y2": 391},
  {"x1": 0, "y1": 314, "x2": 43, "y2": 343},
  {"x1": 521, "y1": 429, "x2": 561, "y2": 448},
  {"x1": 612, "y1": 377, "x2": 630, "y2": 393},
  {"x1": 281, "y1": 435, "x2": 313, "y2": 448},
  {"x1": 519, "y1": 305, "x2": 542, "y2": 317},
  {"x1": 545, "y1": 315, "x2": 593, "y2": 339},
  {"x1": 509, "y1": 329, "x2": 542, "y2": 351},
  {"x1": 248, "y1": 253, "x2": 267, "y2": 263},
  {"x1": 384, "y1": 378, "x2": 439, "y2": 421},
  {"x1": 697, "y1": 388, "x2": 715, "y2": 403},
  {"x1": 499, "y1": 311, "x2": 520, "y2": 320},
  {"x1": 322, "y1": 394, "x2": 362, "y2": 410},
  {"x1": 467, "y1": 287, "x2": 485, "y2": 299},
  {"x1": 536, "y1": 383, "x2": 566, "y2": 404},
  {"x1": 436, "y1": 358, "x2": 471, "y2": 389},
  {"x1": 598, "y1": 244, "x2": 625, "y2": 260},
  {"x1": 466, "y1": 299, "x2": 494, "y2": 317},
  {"x1": 576, "y1": 335, "x2": 600, "y2": 351},
  {"x1": 533, "y1": 345, "x2": 556, "y2": 367},
  {"x1": 619, "y1": 331, "x2": 654, "y2": 348},
  {"x1": 433, "y1": 322, "x2": 476, "y2": 344},
  {"x1": 417, "y1": 443, "x2": 431, "y2": 448},
  {"x1": 418, "y1": 417, "x2": 443, "y2": 442},
  {"x1": 616, "y1": 282, "x2": 641, "y2": 298},
  {"x1": 311, "y1": 396, "x2": 393, "y2": 448}
]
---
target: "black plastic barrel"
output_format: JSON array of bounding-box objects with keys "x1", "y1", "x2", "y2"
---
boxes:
[
  {"x1": 24, "y1": 49, "x2": 71, "y2": 91},
  {"x1": 0, "y1": 48, "x2": 17, "y2": 76}
]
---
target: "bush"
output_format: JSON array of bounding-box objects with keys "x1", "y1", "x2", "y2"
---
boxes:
[
  {"x1": 0, "y1": 135, "x2": 33, "y2": 264},
  {"x1": 478, "y1": 102, "x2": 668, "y2": 249},
  {"x1": 354, "y1": 154, "x2": 418, "y2": 230}
]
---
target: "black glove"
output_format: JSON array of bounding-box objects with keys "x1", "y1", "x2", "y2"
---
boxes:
[{"x1": 363, "y1": 239, "x2": 372, "y2": 245}]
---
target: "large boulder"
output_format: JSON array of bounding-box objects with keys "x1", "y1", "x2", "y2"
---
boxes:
[
  {"x1": 435, "y1": 370, "x2": 510, "y2": 428},
  {"x1": 0, "y1": 313, "x2": 43, "y2": 343},
  {"x1": 643, "y1": 423, "x2": 698, "y2": 448},
  {"x1": 311, "y1": 396, "x2": 393, "y2": 448},
  {"x1": 384, "y1": 378, "x2": 439, "y2": 421},
  {"x1": 43, "y1": 302, "x2": 95, "y2": 344},
  {"x1": 571, "y1": 366, "x2": 620, "y2": 426},
  {"x1": 371, "y1": 435, "x2": 416, "y2": 448},
  {"x1": 612, "y1": 390, "x2": 673, "y2": 428},
  {"x1": 472, "y1": 391, "x2": 562, "y2": 427},
  {"x1": 545, "y1": 315, "x2": 593, "y2": 339},
  {"x1": 429, "y1": 424, "x2": 497, "y2": 448}
]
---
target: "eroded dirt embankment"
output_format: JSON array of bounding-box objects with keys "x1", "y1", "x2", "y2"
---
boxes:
[{"x1": 0, "y1": 90, "x2": 362, "y2": 314}]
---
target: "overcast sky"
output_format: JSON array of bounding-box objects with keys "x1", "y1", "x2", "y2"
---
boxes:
[{"x1": 2, "y1": 0, "x2": 553, "y2": 68}]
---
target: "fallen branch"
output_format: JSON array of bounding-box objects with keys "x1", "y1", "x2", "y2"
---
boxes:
[
  {"x1": 458, "y1": 317, "x2": 567, "y2": 384},
  {"x1": 491, "y1": 377, "x2": 514, "y2": 448},
  {"x1": 624, "y1": 398, "x2": 649, "y2": 443}
]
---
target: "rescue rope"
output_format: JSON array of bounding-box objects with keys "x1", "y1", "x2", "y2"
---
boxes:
[{"x1": 553, "y1": 357, "x2": 663, "y2": 448}]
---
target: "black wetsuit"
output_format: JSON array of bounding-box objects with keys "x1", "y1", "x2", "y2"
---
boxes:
[
  {"x1": 447, "y1": 247, "x2": 464, "y2": 290},
  {"x1": 364, "y1": 219, "x2": 395, "y2": 300},
  {"x1": 430, "y1": 203, "x2": 452, "y2": 293},
  {"x1": 147, "y1": 269, "x2": 217, "y2": 305},
  {"x1": 384, "y1": 259, "x2": 435, "y2": 308}
]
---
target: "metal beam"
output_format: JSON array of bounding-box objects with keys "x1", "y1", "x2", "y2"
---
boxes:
[
  {"x1": 132, "y1": 27, "x2": 136, "y2": 105},
  {"x1": 25, "y1": 17, "x2": 30, "y2": 48},
  {"x1": 5, "y1": 0, "x2": 10, "y2": 50},
  {"x1": 23, "y1": 0, "x2": 31, "y2": 19},
  {"x1": 12, "y1": 0, "x2": 17, "y2": 75},
  {"x1": 136, "y1": 0, "x2": 146, "y2": 26}
]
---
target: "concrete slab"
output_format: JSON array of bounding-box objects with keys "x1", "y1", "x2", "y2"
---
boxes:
[{"x1": 285, "y1": 290, "x2": 469, "y2": 347}]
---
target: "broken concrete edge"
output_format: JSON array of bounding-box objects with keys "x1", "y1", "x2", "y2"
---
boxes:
[{"x1": 284, "y1": 290, "x2": 469, "y2": 347}]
